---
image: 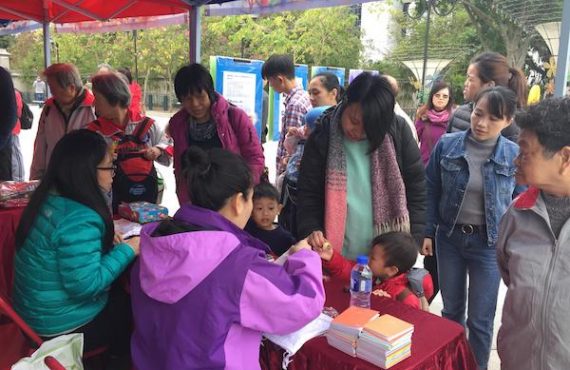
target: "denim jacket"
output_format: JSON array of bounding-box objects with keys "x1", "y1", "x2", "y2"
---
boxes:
[{"x1": 425, "y1": 130, "x2": 526, "y2": 247}]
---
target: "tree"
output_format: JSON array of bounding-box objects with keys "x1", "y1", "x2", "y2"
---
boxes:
[
  {"x1": 201, "y1": 7, "x2": 362, "y2": 68},
  {"x1": 8, "y1": 6, "x2": 364, "y2": 98},
  {"x1": 0, "y1": 35, "x2": 14, "y2": 49},
  {"x1": 462, "y1": 0, "x2": 528, "y2": 68}
]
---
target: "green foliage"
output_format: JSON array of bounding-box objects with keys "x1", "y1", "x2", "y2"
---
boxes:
[
  {"x1": 9, "y1": 7, "x2": 363, "y2": 95},
  {"x1": 0, "y1": 35, "x2": 15, "y2": 49},
  {"x1": 9, "y1": 32, "x2": 44, "y2": 83},
  {"x1": 391, "y1": 6, "x2": 478, "y2": 61},
  {"x1": 201, "y1": 7, "x2": 362, "y2": 68}
]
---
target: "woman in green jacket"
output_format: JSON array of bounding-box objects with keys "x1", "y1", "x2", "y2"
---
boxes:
[{"x1": 13, "y1": 129, "x2": 139, "y2": 354}]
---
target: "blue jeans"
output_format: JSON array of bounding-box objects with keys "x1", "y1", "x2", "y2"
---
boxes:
[{"x1": 436, "y1": 225, "x2": 501, "y2": 369}]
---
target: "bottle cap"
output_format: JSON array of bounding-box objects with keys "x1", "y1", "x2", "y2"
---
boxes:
[{"x1": 356, "y1": 255, "x2": 368, "y2": 265}]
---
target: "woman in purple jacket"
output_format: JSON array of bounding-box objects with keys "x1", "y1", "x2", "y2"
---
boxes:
[
  {"x1": 130, "y1": 147, "x2": 325, "y2": 370},
  {"x1": 168, "y1": 63, "x2": 265, "y2": 205},
  {"x1": 415, "y1": 81, "x2": 454, "y2": 166}
]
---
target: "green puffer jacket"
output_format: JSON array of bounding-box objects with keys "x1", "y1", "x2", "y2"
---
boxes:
[{"x1": 12, "y1": 194, "x2": 135, "y2": 336}]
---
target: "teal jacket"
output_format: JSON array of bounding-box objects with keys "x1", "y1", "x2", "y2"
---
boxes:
[{"x1": 12, "y1": 194, "x2": 135, "y2": 336}]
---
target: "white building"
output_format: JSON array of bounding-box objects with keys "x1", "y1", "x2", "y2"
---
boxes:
[{"x1": 360, "y1": 1, "x2": 402, "y2": 62}]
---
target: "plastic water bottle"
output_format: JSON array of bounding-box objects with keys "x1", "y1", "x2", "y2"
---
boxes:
[{"x1": 350, "y1": 255, "x2": 373, "y2": 308}]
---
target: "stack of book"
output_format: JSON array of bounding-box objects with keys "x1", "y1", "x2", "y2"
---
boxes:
[
  {"x1": 356, "y1": 314, "x2": 414, "y2": 368},
  {"x1": 325, "y1": 306, "x2": 379, "y2": 356}
]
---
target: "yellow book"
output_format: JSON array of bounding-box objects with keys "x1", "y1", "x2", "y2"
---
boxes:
[{"x1": 363, "y1": 314, "x2": 414, "y2": 342}]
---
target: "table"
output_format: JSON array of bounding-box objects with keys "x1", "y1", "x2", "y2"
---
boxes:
[
  {"x1": 0, "y1": 207, "x2": 24, "y2": 297},
  {"x1": 260, "y1": 279, "x2": 477, "y2": 370}
]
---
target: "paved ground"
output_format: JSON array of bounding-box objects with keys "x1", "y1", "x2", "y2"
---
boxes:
[{"x1": 19, "y1": 105, "x2": 504, "y2": 369}]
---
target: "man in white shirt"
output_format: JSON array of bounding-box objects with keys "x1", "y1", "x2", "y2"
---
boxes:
[{"x1": 32, "y1": 76, "x2": 46, "y2": 104}]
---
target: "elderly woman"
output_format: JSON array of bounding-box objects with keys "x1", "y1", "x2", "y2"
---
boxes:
[
  {"x1": 87, "y1": 72, "x2": 171, "y2": 210},
  {"x1": 14, "y1": 130, "x2": 139, "y2": 355},
  {"x1": 30, "y1": 63, "x2": 96, "y2": 180},
  {"x1": 297, "y1": 73, "x2": 426, "y2": 259},
  {"x1": 168, "y1": 63, "x2": 265, "y2": 205}
]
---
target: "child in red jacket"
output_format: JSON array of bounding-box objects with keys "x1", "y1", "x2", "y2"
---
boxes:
[{"x1": 318, "y1": 232, "x2": 434, "y2": 310}]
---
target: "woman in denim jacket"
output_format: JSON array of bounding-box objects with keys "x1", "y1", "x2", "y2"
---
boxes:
[{"x1": 422, "y1": 87, "x2": 525, "y2": 369}]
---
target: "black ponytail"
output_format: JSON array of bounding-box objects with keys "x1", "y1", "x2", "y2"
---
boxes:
[{"x1": 182, "y1": 147, "x2": 253, "y2": 211}]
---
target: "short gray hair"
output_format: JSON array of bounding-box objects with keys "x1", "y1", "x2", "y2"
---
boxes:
[
  {"x1": 91, "y1": 72, "x2": 131, "y2": 109},
  {"x1": 43, "y1": 63, "x2": 83, "y2": 91}
]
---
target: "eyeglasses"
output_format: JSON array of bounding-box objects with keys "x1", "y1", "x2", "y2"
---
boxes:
[{"x1": 97, "y1": 164, "x2": 116, "y2": 176}]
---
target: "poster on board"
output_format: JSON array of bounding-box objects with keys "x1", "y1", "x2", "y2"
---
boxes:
[
  {"x1": 348, "y1": 69, "x2": 380, "y2": 84},
  {"x1": 311, "y1": 66, "x2": 346, "y2": 86},
  {"x1": 210, "y1": 56, "x2": 264, "y2": 138},
  {"x1": 268, "y1": 64, "x2": 309, "y2": 142}
]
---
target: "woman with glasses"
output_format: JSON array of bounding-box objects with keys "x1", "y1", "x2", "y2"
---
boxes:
[
  {"x1": 415, "y1": 81, "x2": 454, "y2": 166},
  {"x1": 13, "y1": 129, "x2": 140, "y2": 356}
]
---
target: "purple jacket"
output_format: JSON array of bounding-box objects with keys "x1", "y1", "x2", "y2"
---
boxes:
[
  {"x1": 168, "y1": 94, "x2": 265, "y2": 205},
  {"x1": 130, "y1": 204, "x2": 325, "y2": 370}
]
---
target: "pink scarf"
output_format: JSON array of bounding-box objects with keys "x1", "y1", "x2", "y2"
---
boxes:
[{"x1": 324, "y1": 110, "x2": 410, "y2": 253}]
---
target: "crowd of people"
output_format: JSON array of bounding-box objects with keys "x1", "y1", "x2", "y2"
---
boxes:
[{"x1": 1, "y1": 48, "x2": 570, "y2": 370}]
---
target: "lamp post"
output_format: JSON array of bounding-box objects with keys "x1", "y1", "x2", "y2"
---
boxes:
[{"x1": 402, "y1": 0, "x2": 457, "y2": 98}]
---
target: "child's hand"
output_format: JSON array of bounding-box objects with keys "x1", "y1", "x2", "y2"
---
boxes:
[
  {"x1": 421, "y1": 238, "x2": 433, "y2": 256},
  {"x1": 372, "y1": 289, "x2": 391, "y2": 298},
  {"x1": 314, "y1": 241, "x2": 334, "y2": 261}
]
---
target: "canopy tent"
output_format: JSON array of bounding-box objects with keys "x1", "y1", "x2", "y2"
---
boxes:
[
  {"x1": 0, "y1": 0, "x2": 374, "y2": 35},
  {"x1": 0, "y1": 0, "x2": 233, "y2": 66},
  {"x1": 0, "y1": 1, "x2": 197, "y2": 23},
  {"x1": 0, "y1": 0, "x2": 379, "y2": 66}
]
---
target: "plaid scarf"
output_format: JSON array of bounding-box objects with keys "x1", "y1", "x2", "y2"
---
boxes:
[{"x1": 324, "y1": 108, "x2": 410, "y2": 253}]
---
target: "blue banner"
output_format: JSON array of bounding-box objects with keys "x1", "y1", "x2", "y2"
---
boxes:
[{"x1": 210, "y1": 56, "x2": 264, "y2": 138}]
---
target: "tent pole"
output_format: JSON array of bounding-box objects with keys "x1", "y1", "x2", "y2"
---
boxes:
[
  {"x1": 555, "y1": 0, "x2": 570, "y2": 97},
  {"x1": 189, "y1": 6, "x2": 201, "y2": 63},
  {"x1": 42, "y1": 22, "x2": 51, "y2": 69}
]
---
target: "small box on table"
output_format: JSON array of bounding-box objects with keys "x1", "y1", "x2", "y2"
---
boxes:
[{"x1": 118, "y1": 201, "x2": 168, "y2": 224}]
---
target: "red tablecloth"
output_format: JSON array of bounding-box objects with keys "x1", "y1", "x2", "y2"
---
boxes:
[
  {"x1": 0, "y1": 207, "x2": 24, "y2": 297},
  {"x1": 261, "y1": 279, "x2": 477, "y2": 370}
]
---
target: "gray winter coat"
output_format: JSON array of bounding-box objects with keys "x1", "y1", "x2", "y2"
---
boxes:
[{"x1": 496, "y1": 187, "x2": 570, "y2": 370}]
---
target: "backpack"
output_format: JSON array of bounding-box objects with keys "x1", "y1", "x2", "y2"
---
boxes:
[
  {"x1": 102, "y1": 117, "x2": 159, "y2": 211},
  {"x1": 396, "y1": 268, "x2": 433, "y2": 311},
  {"x1": 20, "y1": 99, "x2": 34, "y2": 130},
  {"x1": 15, "y1": 90, "x2": 34, "y2": 130}
]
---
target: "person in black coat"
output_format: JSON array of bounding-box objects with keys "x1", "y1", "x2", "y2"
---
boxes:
[
  {"x1": 447, "y1": 52, "x2": 527, "y2": 142},
  {"x1": 297, "y1": 73, "x2": 426, "y2": 260},
  {"x1": 0, "y1": 67, "x2": 17, "y2": 181}
]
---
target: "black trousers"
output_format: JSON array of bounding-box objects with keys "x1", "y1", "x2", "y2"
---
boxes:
[
  {"x1": 42, "y1": 284, "x2": 132, "y2": 356},
  {"x1": 0, "y1": 140, "x2": 12, "y2": 181}
]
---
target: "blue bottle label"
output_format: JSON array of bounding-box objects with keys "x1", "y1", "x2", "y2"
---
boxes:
[{"x1": 350, "y1": 274, "x2": 372, "y2": 293}]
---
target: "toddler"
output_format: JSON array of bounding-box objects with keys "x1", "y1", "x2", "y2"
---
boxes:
[
  {"x1": 245, "y1": 182, "x2": 296, "y2": 256},
  {"x1": 316, "y1": 232, "x2": 433, "y2": 310}
]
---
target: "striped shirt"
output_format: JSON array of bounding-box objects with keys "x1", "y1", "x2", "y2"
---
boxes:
[{"x1": 276, "y1": 86, "x2": 312, "y2": 176}]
